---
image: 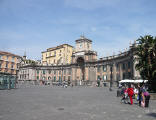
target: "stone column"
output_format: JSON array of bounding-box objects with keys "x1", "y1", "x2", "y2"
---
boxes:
[{"x1": 119, "y1": 63, "x2": 123, "y2": 80}]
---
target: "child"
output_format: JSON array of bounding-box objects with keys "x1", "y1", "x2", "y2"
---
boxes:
[{"x1": 121, "y1": 86, "x2": 128, "y2": 104}]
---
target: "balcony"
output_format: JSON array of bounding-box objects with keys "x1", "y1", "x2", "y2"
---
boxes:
[{"x1": 46, "y1": 55, "x2": 56, "y2": 58}]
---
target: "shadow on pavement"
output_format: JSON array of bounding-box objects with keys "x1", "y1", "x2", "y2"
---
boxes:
[{"x1": 146, "y1": 113, "x2": 156, "y2": 118}]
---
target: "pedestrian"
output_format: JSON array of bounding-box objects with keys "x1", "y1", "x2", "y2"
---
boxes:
[
  {"x1": 138, "y1": 83, "x2": 142, "y2": 106},
  {"x1": 127, "y1": 84, "x2": 134, "y2": 105},
  {"x1": 142, "y1": 88, "x2": 150, "y2": 107},
  {"x1": 121, "y1": 86, "x2": 128, "y2": 104},
  {"x1": 141, "y1": 91, "x2": 145, "y2": 107},
  {"x1": 144, "y1": 91, "x2": 150, "y2": 107},
  {"x1": 134, "y1": 86, "x2": 139, "y2": 101},
  {"x1": 97, "y1": 78, "x2": 101, "y2": 87}
]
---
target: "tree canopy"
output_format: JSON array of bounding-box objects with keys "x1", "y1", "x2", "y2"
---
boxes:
[{"x1": 135, "y1": 35, "x2": 156, "y2": 92}]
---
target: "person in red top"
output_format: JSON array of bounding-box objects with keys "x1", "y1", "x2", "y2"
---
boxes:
[{"x1": 127, "y1": 84, "x2": 134, "y2": 105}]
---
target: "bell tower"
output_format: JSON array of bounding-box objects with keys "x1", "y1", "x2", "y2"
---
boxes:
[
  {"x1": 72, "y1": 35, "x2": 97, "y2": 85},
  {"x1": 75, "y1": 35, "x2": 92, "y2": 52},
  {"x1": 72, "y1": 35, "x2": 97, "y2": 63}
]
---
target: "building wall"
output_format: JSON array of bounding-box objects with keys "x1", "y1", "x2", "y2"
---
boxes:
[
  {"x1": 42, "y1": 44, "x2": 73, "y2": 65},
  {"x1": 0, "y1": 51, "x2": 21, "y2": 75},
  {"x1": 18, "y1": 37, "x2": 140, "y2": 86},
  {"x1": 18, "y1": 47, "x2": 140, "y2": 86}
]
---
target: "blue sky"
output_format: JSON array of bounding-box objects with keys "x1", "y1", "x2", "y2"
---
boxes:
[{"x1": 0, "y1": 0, "x2": 156, "y2": 60}]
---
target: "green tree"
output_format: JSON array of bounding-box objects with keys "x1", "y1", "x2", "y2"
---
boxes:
[{"x1": 135, "y1": 35, "x2": 156, "y2": 92}]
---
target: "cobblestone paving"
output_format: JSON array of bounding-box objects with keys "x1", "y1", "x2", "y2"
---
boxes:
[{"x1": 0, "y1": 85, "x2": 156, "y2": 120}]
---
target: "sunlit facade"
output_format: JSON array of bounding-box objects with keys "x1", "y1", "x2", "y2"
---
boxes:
[{"x1": 42, "y1": 44, "x2": 73, "y2": 65}]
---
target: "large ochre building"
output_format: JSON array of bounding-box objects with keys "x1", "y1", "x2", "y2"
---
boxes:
[
  {"x1": 18, "y1": 36, "x2": 140, "y2": 86},
  {"x1": 42, "y1": 44, "x2": 73, "y2": 65},
  {"x1": 0, "y1": 51, "x2": 22, "y2": 89},
  {"x1": 0, "y1": 51, "x2": 21, "y2": 75}
]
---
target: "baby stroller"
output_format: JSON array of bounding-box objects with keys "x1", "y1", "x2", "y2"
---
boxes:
[{"x1": 121, "y1": 92, "x2": 129, "y2": 104}]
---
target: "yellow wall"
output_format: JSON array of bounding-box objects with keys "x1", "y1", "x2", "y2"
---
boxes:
[
  {"x1": 42, "y1": 44, "x2": 73, "y2": 65},
  {"x1": 0, "y1": 54, "x2": 20, "y2": 75}
]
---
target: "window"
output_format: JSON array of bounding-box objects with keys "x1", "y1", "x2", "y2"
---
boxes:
[
  {"x1": 59, "y1": 76, "x2": 62, "y2": 82},
  {"x1": 37, "y1": 70, "x2": 39, "y2": 74},
  {"x1": 79, "y1": 44, "x2": 82, "y2": 49},
  {"x1": 54, "y1": 70, "x2": 56, "y2": 75},
  {"x1": 6, "y1": 63, "x2": 8, "y2": 68},
  {"x1": 53, "y1": 76, "x2": 56, "y2": 82},
  {"x1": 0, "y1": 55, "x2": 2, "y2": 59},
  {"x1": 12, "y1": 56, "x2": 14, "y2": 62},
  {"x1": 49, "y1": 70, "x2": 51, "y2": 74},
  {"x1": 103, "y1": 75, "x2": 107, "y2": 81},
  {"x1": 116, "y1": 64, "x2": 119, "y2": 70},
  {"x1": 128, "y1": 62, "x2": 131, "y2": 69},
  {"x1": 68, "y1": 76, "x2": 70, "y2": 81},
  {"x1": 43, "y1": 70, "x2": 46, "y2": 74},
  {"x1": 97, "y1": 66, "x2": 101, "y2": 72},
  {"x1": 64, "y1": 76, "x2": 66, "y2": 81},
  {"x1": 37, "y1": 76, "x2": 39, "y2": 80},
  {"x1": 122, "y1": 63, "x2": 125, "y2": 70},
  {"x1": 11, "y1": 64, "x2": 14, "y2": 69},
  {"x1": 103, "y1": 65, "x2": 107, "y2": 72},
  {"x1": 123, "y1": 73, "x2": 126, "y2": 79},
  {"x1": 0, "y1": 63, "x2": 1, "y2": 68},
  {"x1": 87, "y1": 43, "x2": 89, "y2": 49},
  {"x1": 68, "y1": 69, "x2": 71, "y2": 75},
  {"x1": 59, "y1": 70, "x2": 61, "y2": 74},
  {"x1": 64, "y1": 70, "x2": 66, "y2": 74}
]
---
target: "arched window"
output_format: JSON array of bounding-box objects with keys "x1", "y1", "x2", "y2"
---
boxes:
[{"x1": 48, "y1": 76, "x2": 51, "y2": 80}]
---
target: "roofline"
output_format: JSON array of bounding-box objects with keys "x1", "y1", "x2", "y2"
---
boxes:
[
  {"x1": 42, "y1": 44, "x2": 73, "y2": 53},
  {"x1": 75, "y1": 38, "x2": 92, "y2": 43},
  {"x1": 0, "y1": 51, "x2": 22, "y2": 58}
]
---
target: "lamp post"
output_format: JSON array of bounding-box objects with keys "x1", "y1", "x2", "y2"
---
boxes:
[
  {"x1": 61, "y1": 64, "x2": 63, "y2": 84},
  {"x1": 109, "y1": 64, "x2": 113, "y2": 91}
]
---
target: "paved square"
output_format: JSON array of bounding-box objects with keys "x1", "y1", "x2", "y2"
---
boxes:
[{"x1": 0, "y1": 85, "x2": 156, "y2": 120}]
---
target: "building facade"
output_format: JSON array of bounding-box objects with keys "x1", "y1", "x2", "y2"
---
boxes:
[
  {"x1": 42, "y1": 44, "x2": 73, "y2": 65},
  {"x1": 0, "y1": 51, "x2": 22, "y2": 89},
  {"x1": 0, "y1": 51, "x2": 22, "y2": 75},
  {"x1": 18, "y1": 36, "x2": 140, "y2": 86}
]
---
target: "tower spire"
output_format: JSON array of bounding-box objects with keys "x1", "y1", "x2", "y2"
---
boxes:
[
  {"x1": 23, "y1": 50, "x2": 26, "y2": 60},
  {"x1": 80, "y1": 33, "x2": 85, "y2": 39}
]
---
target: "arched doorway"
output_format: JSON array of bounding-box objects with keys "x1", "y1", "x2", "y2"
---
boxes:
[{"x1": 76, "y1": 57, "x2": 85, "y2": 82}]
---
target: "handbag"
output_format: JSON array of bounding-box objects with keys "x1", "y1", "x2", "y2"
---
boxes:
[{"x1": 141, "y1": 101, "x2": 145, "y2": 107}]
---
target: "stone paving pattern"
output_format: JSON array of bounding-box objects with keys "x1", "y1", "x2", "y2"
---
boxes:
[{"x1": 0, "y1": 85, "x2": 156, "y2": 120}]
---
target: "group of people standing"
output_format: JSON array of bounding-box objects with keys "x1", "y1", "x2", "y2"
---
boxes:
[{"x1": 120, "y1": 83, "x2": 150, "y2": 107}]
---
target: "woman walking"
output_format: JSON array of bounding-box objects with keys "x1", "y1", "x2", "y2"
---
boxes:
[{"x1": 127, "y1": 84, "x2": 134, "y2": 105}]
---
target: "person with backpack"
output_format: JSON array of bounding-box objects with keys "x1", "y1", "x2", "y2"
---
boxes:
[
  {"x1": 127, "y1": 84, "x2": 134, "y2": 105},
  {"x1": 143, "y1": 89, "x2": 150, "y2": 107}
]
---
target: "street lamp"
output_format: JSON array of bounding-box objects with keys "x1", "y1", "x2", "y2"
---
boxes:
[
  {"x1": 109, "y1": 64, "x2": 113, "y2": 91},
  {"x1": 61, "y1": 64, "x2": 63, "y2": 84}
]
